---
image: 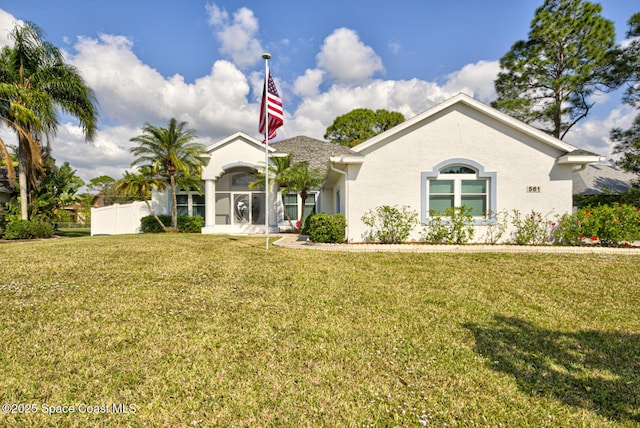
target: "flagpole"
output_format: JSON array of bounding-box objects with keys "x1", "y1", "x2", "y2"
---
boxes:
[{"x1": 262, "y1": 53, "x2": 271, "y2": 250}]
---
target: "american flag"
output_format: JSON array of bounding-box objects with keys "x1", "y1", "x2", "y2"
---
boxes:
[{"x1": 259, "y1": 73, "x2": 284, "y2": 142}]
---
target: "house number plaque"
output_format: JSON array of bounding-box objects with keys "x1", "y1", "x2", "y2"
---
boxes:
[{"x1": 526, "y1": 186, "x2": 541, "y2": 193}]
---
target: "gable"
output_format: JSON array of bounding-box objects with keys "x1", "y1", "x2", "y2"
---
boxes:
[
  {"x1": 352, "y1": 93, "x2": 587, "y2": 159},
  {"x1": 201, "y1": 132, "x2": 275, "y2": 180}
]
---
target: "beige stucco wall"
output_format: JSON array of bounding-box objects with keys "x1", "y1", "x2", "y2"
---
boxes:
[{"x1": 344, "y1": 103, "x2": 575, "y2": 243}]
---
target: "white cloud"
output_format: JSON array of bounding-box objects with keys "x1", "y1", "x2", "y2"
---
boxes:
[
  {"x1": 316, "y1": 28, "x2": 384, "y2": 84},
  {"x1": 565, "y1": 105, "x2": 636, "y2": 159},
  {"x1": 70, "y1": 33, "x2": 256, "y2": 132},
  {"x1": 206, "y1": 3, "x2": 263, "y2": 68},
  {"x1": 71, "y1": 34, "x2": 168, "y2": 127},
  {"x1": 0, "y1": 9, "x2": 20, "y2": 47},
  {"x1": 293, "y1": 69, "x2": 325, "y2": 97},
  {"x1": 54, "y1": 32, "x2": 260, "y2": 181},
  {"x1": 286, "y1": 78, "x2": 453, "y2": 139},
  {"x1": 443, "y1": 60, "x2": 500, "y2": 102}
]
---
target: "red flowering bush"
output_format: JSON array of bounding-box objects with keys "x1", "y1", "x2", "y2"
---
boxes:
[{"x1": 554, "y1": 204, "x2": 640, "y2": 246}]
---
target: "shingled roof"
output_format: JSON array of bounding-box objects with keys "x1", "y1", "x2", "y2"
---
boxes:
[
  {"x1": 573, "y1": 162, "x2": 637, "y2": 195},
  {"x1": 270, "y1": 136, "x2": 361, "y2": 172}
]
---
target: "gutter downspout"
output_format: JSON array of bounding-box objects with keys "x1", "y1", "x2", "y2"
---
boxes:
[{"x1": 329, "y1": 163, "x2": 348, "y2": 242}]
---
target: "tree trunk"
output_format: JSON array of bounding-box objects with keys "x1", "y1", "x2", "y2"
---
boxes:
[
  {"x1": 142, "y1": 198, "x2": 168, "y2": 232},
  {"x1": 17, "y1": 142, "x2": 29, "y2": 220},
  {"x1": 170, "y1": 172, "x2": 178, "y2": 232},
  {"x1": 280, "y1": 191, "x2": 296, "y2": 231},
  {"x1": 298, "y1": 191, "x2": 308, "y2": 228}
]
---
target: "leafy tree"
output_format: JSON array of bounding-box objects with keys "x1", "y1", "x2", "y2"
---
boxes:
[
  {"x1": 611, "y1": 13, "x2": 640, "y2": 184},
  {"x1": 130, "y1": 118, "x2": 206, "y2": 231},
  {"x1": 3, "y1": 158, "x2": 85, "y2": 223},
  {"x1": 87, "y1": 175, "x2": 115, "y2": 195},
  {"x1": 111, "y1": 168, "x2": 167, "y2": 231},
  {"x1": 284, "y1": 161, "x2": 324, "y2": 227},
  {"x1": 0, "y1": 22, "x2": 98, "y2": 219},
  {"x1": 33, "y1": 160, "x2": 85, "y2": 222},
  {"x1": 492, "y1": 0, "x2": 618, "y2": 140},
  {"x1": 324, "y1": 108, "x2": 404, "y2": 147}
]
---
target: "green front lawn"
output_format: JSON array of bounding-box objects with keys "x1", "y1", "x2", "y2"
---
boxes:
[{"x1": 0, "y1": 234, "x2": 638, "y2": 426}]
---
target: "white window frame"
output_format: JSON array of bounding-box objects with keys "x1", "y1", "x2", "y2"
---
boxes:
[
  {"x1": 281, "y1": 191, "x2": 318, "y2": 223},
  {"x1": 421, "y1": 159, "x2": 496, "y2": 225}
]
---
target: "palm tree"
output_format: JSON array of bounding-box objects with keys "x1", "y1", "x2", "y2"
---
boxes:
[
  {"x1": 129, "y1": 118, "x2": 206, "y2": 232},
  {"x1": 111, "y1": 169, "x2": 167, "y2": 231},
  {"x1": 0, "y1": 22, "x2": 98, "y2": 220},
  {"x1": 285, "y1": 161, "x2": 324, "y2": 227},
  {"x1": 249, "y1": 154, "x2": 298, "y2": 230}
]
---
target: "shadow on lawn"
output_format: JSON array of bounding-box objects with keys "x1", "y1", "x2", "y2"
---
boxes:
[{"x1": 464, "y1": 315, "x2": 640, "y2": 423}]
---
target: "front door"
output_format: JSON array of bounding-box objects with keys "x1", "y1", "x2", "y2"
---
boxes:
[{"x1": 233, "y1": 193, "x2": 250, "y2": 224}]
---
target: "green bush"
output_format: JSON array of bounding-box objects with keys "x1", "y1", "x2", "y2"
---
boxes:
[
  {"x1": 141, "y1": 215, "x2": 205, "y2": 233},
  {"x1": 32, "y1": 221, "x2": 54, "y2": 238},
  {"x1": 422, "y1": 206, "x2": 475, "y2": 244},
  {"x1": 554, "y1": 204, "x2": 640, "y2": 247},
  {"x1": 300, "y1": 211, "x2": 316, "y2": 235},
  {"x1": 361, "y1": 205, "x2": 418, "y2": 243},
  {"x1": 2, "y1": 219, "x2": 53, "y2": 240},
  {"x1": 307, "y1": 213, "x2": 346, "y2": 243},
  {"x1": 177, "y1": 215, "x2": 204, "y2": 233},
  {"x1": 574, "y1": 187, "x2": 640, "y2": 209},
  {"x1": 141, "y1": 215, "x2": 171, "y2": 233},
  {"x1": 510, "y1": 210, "x2": 555, "y2": 245}
]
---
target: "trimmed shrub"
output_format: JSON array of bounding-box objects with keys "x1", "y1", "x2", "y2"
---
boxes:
[
  {"x1": 300, "y1": 211, "x2": 316, "y2": 235},
  {"x1": 307, "y1": 213, "x2": 346, "y2": 243},
  {"x1": 361, "y1": 205, "x2": 418, "y2": 244},
  {"x1": 3, "y1": 220, "x2": 34, "y2": 240},
  {"x1": 141, "y1": 215, "x2": 205, "y2": 233},
  {"x1": 141, "y1": 215, "x2": 171, "y2": 233},
  {"x1": 178, "y1": 215, "x2": 204, "y2": 233},
  {"x1": 422, "y1": 206, "x2": 475, "y2": 244},
  {"x1": 32, "y1": 221, "x2": 54, "y2": 238},
  {"x1": 2, "y1": 219, "x2": 53, "y2": 240}
]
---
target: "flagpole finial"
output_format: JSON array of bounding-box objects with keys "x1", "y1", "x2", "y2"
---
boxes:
[{"x1": 262, "y1": 53, "x2": 271, "y2": 60}]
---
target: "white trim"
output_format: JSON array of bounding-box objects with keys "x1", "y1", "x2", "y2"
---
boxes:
[
  {"x1": 557, "y1": 154, "x2": 602, "y2": 165},
  {"x1": 205, "y1": 131, "x2": 276, "y2": 153},
  {"x1": 421, "y1": 158, "x2": 497, "y2": 225},
  {"x1": 352, "y1": 93, "x2": 580, "y2": 155}
]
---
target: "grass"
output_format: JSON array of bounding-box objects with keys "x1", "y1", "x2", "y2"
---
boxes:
[
  {"x1": 53, "y1": 228, "x2": 91, "y2": 238},
  {"x1": 0, "y1": 234, "x2": 638, "y2": 427}
]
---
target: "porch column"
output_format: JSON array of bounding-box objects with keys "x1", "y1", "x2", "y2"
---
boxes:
[{"x1": 202, "y1": 179, "x2": 216, "y2": 234}]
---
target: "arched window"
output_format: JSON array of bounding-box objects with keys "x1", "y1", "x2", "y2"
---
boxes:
[{"x1": 421, "y1": 159, "x2": 496, "y2": 222}]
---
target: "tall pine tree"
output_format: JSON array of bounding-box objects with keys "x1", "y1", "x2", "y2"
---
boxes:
[
  {"x1": 611, "y1": 13, "x2": 640, "y2": 181},
  {"x1": 492, "y1": 0, "x2": 618, "y2": 140}
]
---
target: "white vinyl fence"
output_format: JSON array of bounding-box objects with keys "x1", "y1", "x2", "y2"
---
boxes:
[{"x1": 91, "y1": 202, "x2": 151, "y2": 235}]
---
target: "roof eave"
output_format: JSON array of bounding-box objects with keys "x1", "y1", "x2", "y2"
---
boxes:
[
  {"x1": 329, "y1": 155, "x2": 364, "y2": 164},
  {"x1": 557, "y1": 154, "x2": 603, "y2": 165}
]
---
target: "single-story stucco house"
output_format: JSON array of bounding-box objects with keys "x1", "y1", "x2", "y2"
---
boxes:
[{"x1": 92, "y1": 94, "x2": 604, "y2": 241}]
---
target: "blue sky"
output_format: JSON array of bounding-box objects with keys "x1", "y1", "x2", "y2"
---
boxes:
[{"x1": 0, "y1": 1, "x2": 638, "y2": 182}]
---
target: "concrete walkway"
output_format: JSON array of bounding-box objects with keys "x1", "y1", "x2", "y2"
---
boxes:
[{"x1": 273, "y1": 234, "x2": 640, "y2": 255}]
